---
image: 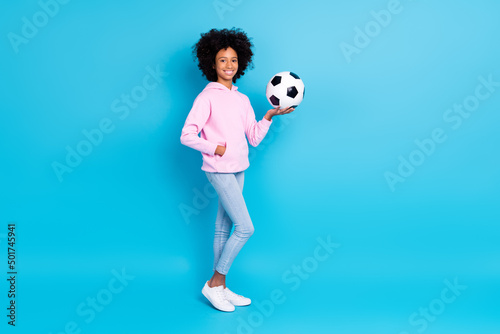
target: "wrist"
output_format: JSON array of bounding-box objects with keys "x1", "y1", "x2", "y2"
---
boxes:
[{"x1": 264, "y1": 113, "x2": 273, "y2": 121}]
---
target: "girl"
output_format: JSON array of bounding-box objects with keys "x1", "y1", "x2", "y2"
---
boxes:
[{"x1": 180, "y1": 28, "x2": 294, "y2": 312}]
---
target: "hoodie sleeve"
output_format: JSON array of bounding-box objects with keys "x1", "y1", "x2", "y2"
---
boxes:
[
  {"x1": 180, "y1": 94, "x2": 218, "y2": 156},
  {"x1": 244, "y1": 96, "x2": 273, "y2": 147}
]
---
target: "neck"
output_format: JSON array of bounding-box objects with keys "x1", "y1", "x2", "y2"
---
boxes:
[{"x1": 217, "y1": 78, "x2": 233, "y2": 90}]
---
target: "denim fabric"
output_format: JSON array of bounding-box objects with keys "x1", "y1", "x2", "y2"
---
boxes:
[{"x1": 205, "y1": 171, "x2": 254, "y2": 275}]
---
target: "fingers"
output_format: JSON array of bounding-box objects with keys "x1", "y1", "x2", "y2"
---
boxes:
[
  {"x1": 270, "y1": 106, "x2": 295, "y2": 116},
  {"x1": 279, "y1": 107, "x2": 295, "y2": 114}
]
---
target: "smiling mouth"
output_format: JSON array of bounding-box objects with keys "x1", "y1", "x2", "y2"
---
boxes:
[{"x1": 224, "y1": 70, "x2": 234, "y2": 75}]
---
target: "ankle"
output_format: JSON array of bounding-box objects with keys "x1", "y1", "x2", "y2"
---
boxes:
[
  {"x1": 208, "y1": 279, "x2": 225, "y2": 288},
  {"x1": 208, "y1": 280, "x2": 219, "y2": 288}
]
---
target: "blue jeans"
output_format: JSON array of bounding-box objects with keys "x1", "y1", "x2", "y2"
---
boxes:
[{"x1": 205, "y1": 171, "x2": 254, "y2": 275}]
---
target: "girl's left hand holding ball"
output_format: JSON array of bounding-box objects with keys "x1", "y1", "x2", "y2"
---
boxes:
[{"x1": 264, "y1": 107, "x2": 295, "y2": 121}]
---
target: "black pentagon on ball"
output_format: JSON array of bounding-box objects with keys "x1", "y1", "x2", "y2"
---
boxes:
[
  {"x1": 271, "y1": 76, "x2": 282, "y2": 86},
  {"x1": 287, "y1": 86, "x2": 298, "y2": 98},
  {"x1": 269, "y1": 95, "x2": 280, "y2": 106},
  {"x1": 289, "y1": 72, "x2": 300, "y2": 80}
]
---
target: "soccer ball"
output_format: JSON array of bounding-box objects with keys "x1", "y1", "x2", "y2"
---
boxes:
[{"x1": 266, "y1": 71, "x2": 305, "y2": 109}]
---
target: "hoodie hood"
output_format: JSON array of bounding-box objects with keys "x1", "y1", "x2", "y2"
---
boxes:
[{"x1": 203, "y1": 82, "x2": 239, "y2": 92}]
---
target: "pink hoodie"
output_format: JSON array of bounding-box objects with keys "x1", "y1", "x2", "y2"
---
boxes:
[{"x1": 180, "y1": 82, "x2": 273, "y2": 173}]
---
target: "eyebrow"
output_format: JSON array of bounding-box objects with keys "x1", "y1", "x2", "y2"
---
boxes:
[{"x1": 217, "y1": 56, "x2": 238, "y2": 59}]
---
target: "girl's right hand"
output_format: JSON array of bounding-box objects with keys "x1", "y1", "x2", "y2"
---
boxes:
[{"x1": 215, "y1": 145, "x2": 226, "y2": 156}]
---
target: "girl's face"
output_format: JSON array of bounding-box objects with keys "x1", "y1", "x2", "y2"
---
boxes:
[{"x1": 213, "y1": 47, "x2": 238, "y2": 86}]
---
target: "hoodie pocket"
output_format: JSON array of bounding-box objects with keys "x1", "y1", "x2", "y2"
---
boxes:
[
  {"x1": 215, "y1": 141, "x2": 231, "y2": 170},
  {"x1": 215, "y1": 142, "x2": 227, "y2": 160}
]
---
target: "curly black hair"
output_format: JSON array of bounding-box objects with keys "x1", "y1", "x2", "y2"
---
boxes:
[{"x1": 193, "y1": 28, "x2": 254, "y2": 83}]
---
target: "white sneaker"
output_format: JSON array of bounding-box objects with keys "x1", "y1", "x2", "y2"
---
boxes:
[
  {"x1": 202, "y1": 282, "x2": 235, "y2": 312},
  {"x1": 224, "y1": 287, "x2": 251, "y2": 306}
]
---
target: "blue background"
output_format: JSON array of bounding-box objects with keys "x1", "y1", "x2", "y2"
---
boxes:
[{"x1": 1, "y1": 0, "x2": 499, "y2": 333}]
